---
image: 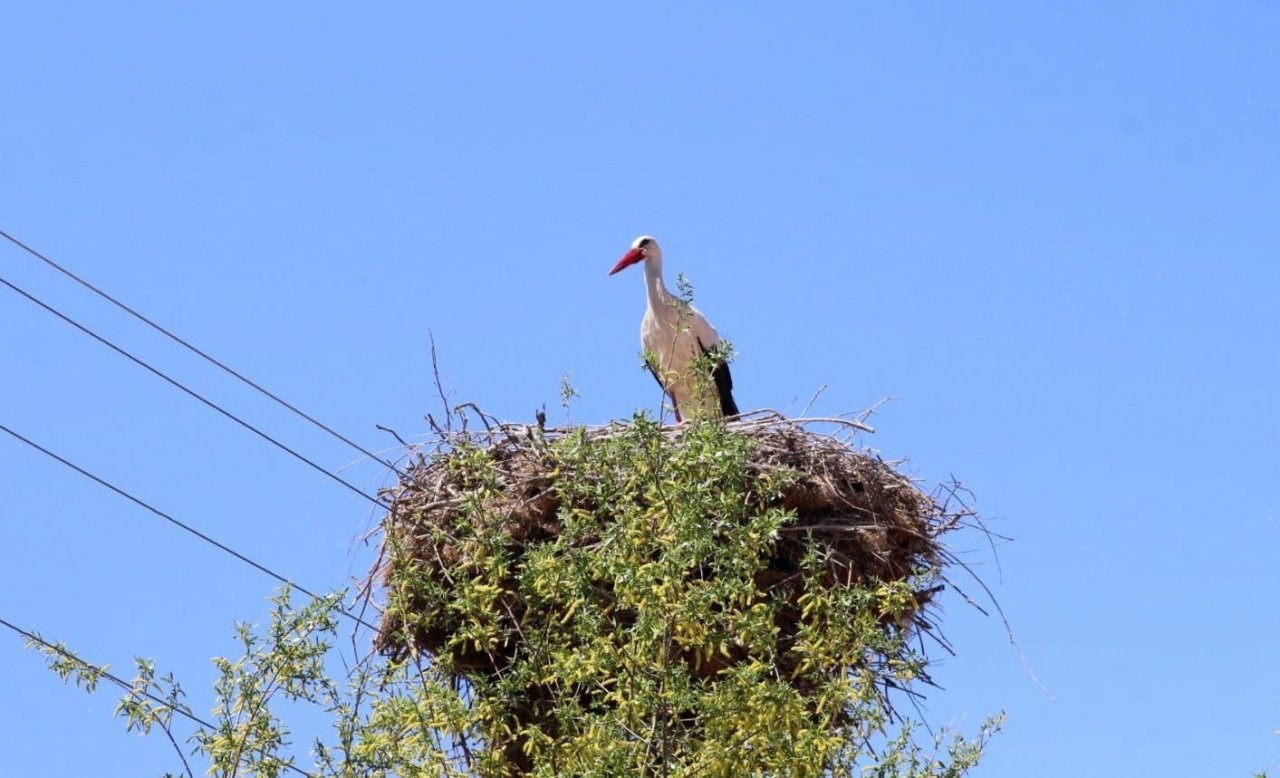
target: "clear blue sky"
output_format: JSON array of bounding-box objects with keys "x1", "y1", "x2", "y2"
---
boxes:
[{"x1": 2, "y1": 2, "x2": 1277, "y2": 775}]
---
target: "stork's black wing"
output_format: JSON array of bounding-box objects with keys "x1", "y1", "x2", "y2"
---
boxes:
[
  {"x1": 698, "y1": 339, "x2": 740, "y2": 419},
  {"x1": 645, "y1": 361, "x2": 665, "y2": 391},
  {"x1": 711, "y1": 360, "x2": 739, "y2": 418}
]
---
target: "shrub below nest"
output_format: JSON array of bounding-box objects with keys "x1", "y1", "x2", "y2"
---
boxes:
[{"x1": 373, "y1": 411, "x2": 978, "y2": 776}]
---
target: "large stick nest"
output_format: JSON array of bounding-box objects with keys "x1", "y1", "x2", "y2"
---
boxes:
[{"x1": 371, "y1": 411, "x2": 976, "y2": 684}]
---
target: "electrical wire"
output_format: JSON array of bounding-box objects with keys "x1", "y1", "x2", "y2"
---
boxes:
[
  {"x1": 0, "y1": 614, "x2": 316, "y2": 778},
  {"x1": 0, "y1": 422, "x2": 380, "y2": 634},
  {"x1": 0, "y1": 272, "x2": 388, "y2": 509},
  {"x1": 0, "y1": 227, "x2": 402, "y2": 476}
]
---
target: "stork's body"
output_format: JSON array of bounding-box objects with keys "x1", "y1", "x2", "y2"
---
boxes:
[{"x1": 610, "y1": 236, "x2": 739, "y2": 422}]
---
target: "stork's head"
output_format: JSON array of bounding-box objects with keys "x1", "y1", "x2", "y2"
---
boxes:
[{"x1": 608, "y1": 235, "x2": 661, "y2": 276}]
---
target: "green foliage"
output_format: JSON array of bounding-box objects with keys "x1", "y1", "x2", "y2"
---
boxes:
[
  {"x1": 375, "y1": 414, "x2": 997, "y2": 776},
  {"x1": 560, "y1": 373, "x2": 580, "y2": 424},
  {"x1": 24, "y1": 416, "x2": 999, "y2": 777}
]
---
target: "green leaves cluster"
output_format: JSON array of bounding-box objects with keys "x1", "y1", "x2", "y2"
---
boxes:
[
  {"x1": 27, "y1": 415, "x2": 999, "y2": 777},
  {"x1": 377, "y1": 415, "x2": 998, "y2": 776}
]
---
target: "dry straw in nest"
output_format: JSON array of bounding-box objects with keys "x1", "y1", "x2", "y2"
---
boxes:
[{"x1": 370, "y1": 410, "x2": 980, "y2": 683}]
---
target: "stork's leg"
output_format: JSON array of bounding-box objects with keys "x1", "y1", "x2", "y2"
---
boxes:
[{"x1": 646, "y1": 362, "x2": 681, "y2": 424}]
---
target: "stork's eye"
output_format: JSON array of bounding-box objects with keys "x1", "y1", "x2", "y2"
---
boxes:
[{"x1": 638, "y1": 238, "x2": 653, "y2": 248}]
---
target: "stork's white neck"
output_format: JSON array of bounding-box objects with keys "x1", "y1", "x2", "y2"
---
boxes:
[{"x1": 643, "y1": 256, "x2": 673, "y2": 309}]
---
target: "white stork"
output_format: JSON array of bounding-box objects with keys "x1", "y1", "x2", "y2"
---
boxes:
[{"x1": 609, "y1": 235, "x2": 739, "y2": 422}]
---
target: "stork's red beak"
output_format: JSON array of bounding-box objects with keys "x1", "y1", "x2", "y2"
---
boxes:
[{"x1": 608, "y1": 247, "x2": 644, "y2": 276}]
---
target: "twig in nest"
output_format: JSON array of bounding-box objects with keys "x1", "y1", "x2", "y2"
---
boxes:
[
  {"x1": 429, "y1": 330, "x2": 452, "y2": 434},
  {"x1": 376, "y1": 424, "x2": 409, "y2": 447},
  {"x1": 857, "y1": 397, "x2": 894, "y2": 427},
  {"x1": 801, "y1": 384, "x2": 828, "y2": 416}
]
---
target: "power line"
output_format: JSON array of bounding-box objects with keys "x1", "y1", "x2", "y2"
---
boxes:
[
  {"x1": 0, "y1": 422, "x2": 380, "y2": 634},
  {"x1": 0, "y1": 614, "x2": 316, "y2": 778},
  {"x1": 0, "y1": 272, "x2": 388, "y2": 509},
  {"x1": 0, "y1": 227, "x2": 402, "y2": 476}
]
